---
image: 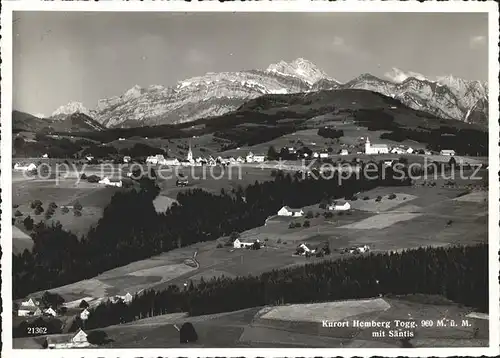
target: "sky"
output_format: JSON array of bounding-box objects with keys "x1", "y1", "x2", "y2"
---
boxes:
[{"x1": 13, "y1": 12, "x2": 489, "y2": 116}]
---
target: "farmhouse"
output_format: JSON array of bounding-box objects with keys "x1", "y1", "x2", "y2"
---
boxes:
[
  {"x1": 253, "y1": 154, "x2": 266, "y2": 163},
  {"x1": 146, "y1": 154, "x2": 165, "y2": 165},
  {"x1": 163, "y1": 158, "x2": 181, "y2": 166},
  {"x1": 466, "y1": 312, "x2": 488, "y2": 339},
  {"x1": 390, "y1": 147, "x2": 405, "y2": 155},
  {"x1": 296, "y1": 243, "x2": 316, "y2": 255},
  {"x1": 120, "y1": 292, "x2": 133, "y2": 304},
  {"x1": 13, "y1": 162, "x2": 37, "y2": 172},
  {"x1": 43, "y1": 307, "x2": 57, "y2": 317},
  {"x1": 233, "y1": 238, "x2": 255, "y2": 249},
  {"x1": 277, "y1": 206, "x2": 304, "y2": 217},
  {"x1": 21, "y1": 298, "x2": 39, "y2": 307},
  {"x1": 46, "y1": 329, "x2": 91, "y2": 349},
  {"x1": 98, "y1": 177, "x2": 123, "y2": 188},
  {"x1": 365, "y1": 137, "x2": 389, "y2": 154},
  {"x1": 123, "y1": 156, "x2": 131, "y2": 163},
  {"x1": 329, "y1": 200, "x2": 351, "y2": 211},
  {"x1": 246, "y1": 152, "x2": 255, "y2": 163},
  {"x1": 80, "y1": 308, "x2": 90, "y2": 320},
  {"x1": 319, "y1": 152, "x2": 329, "y2": 159},
  {"x1": 42, "y1": 153, "x2": 49, "y2": 158},
  {"x1": 406, "y1": 147, "x2": 415, "y2": 154},
  {"x1": 18, "y1": 305, "x2": 42, "y2": 317},
  {"x1": 340, "y1": 149, "x2": 349, "y2": 156},
  {"x1": 440, "y1": 149, "x2": 456, "y2": 156}
]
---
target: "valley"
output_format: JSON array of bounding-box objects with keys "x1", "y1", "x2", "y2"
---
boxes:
[{"x1": 11, "y1": 57, "x2": 490, "y2": 351}]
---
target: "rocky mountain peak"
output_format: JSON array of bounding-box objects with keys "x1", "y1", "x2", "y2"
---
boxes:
[
  {"x1": 384, "y1": 67, "x2": 429, "y2": 83},
  {"x1": 51, "y1": 101, "x2": 92, "y2": 118},
  {"x1": 266, "y1": 57, "x2": 330, "y2": 85}
]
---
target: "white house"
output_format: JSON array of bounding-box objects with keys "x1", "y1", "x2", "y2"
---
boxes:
[
  {"x1": 163, "y1": 158, "x2": 180, "y2": 166},
  {"x1": 233, "y1": 238, "x2": 254, "y2": 249},
  {"x1": 328, "y1": 200, "x2": 351, "y2": 211},
  {"x1": 13, "y1": 162, "x2": 37, "y2": 172},
  {"x1": 357, "y1": 245, "x2": 371, "y2": 253},
  {"x1": 44, "y1": 307, "x2": 57, "y2": 317},
  {"x1": 80, "y1": 308, "x2": 90, "y2": 320},
  {"x1": 277, "y1": 206, "x2": 304, "y2": 217},
  {"x1": 246, "y1": 152, "x2": 254, "y2": 163},
  {"x1": 340, "y1": 149, "x2": 349, "y2": 156},
  {"x1": 121, "y1": 292, "x2": 133, "y2": 304},
  {"x1": 406, "y1": 147, "x2": 415, "y2": 154},
  {"x1": 21, "y1": 298, "x2": 39, "y2": 307},
  {"x1": 390, "y1": 147, "x2": 405, "y2": 155},
  {"x1": 99, "y1": 177, "x2": 122, "y2": 187},
  {"x1": 85, "y1": 155, "x2": 94, "y2": 161},
  {"x1": 297, "y1": 243, "x2": 316, "y2": 255},
  {"x1": 253, "y1": 155, "x2": 265, "y2": 163},
  {"x1": 319, "y1": 153, "x2": 329, "y2": 159},
  {"x1": 118, "y1": 137, "x2": 125, "y2": 141},
  {"x1": 42, "y1": 153, "x2": 49, "y2": 158},
  {"x1": 312, "y1": 152, "x2": 319, "y2": 158},
  {"x1": 236, "y1": 156, "x2": 245, "y2": 163},
  {"x1": 47, "y1": 329, "x2": 91, "y2": 349},
  {"x1": 440, "y1": 149, "x2": 456, "y2": 156},
  {"x1": 146, "y1": 154, "x2": 165, "y2": 165},
  {"x1": 365, "y1": 137, "x2": 389, "y2": 154},
  {"x1": 424, "y1": 150, "x2": 432, "y2": 155},
  {"x1": 18, "y1": 306, "x2": 42, "y2": 317},
  {"x1": 123, "y1": 156, "x2": 131, "y2": 163}
]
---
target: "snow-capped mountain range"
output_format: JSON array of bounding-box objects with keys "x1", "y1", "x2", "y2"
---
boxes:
[{"x1": 47, "y1": 58, "x2": 488, "y2": 129}]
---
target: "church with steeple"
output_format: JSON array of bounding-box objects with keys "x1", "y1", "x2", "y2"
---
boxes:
[{"x1": 187, "y1": 143, "x2": 194, "y2": 163}]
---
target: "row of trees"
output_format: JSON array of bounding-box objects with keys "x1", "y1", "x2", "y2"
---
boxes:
[
  {"x1": 13, "y1": 163, "x2": 411, "y2": 298},
  {"x1": 77, "y1": 243, "x2": 487, "y2": 331}
]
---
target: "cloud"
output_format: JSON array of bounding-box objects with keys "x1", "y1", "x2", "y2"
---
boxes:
[
  {"x1": 330, "y1": 36, "x2": 371, "y2": 59},
  {"x1": 384, "y1": 67, "x2": 428, "y2": 83},
  {"x1": 469, "y1": 35, "x2": 486, "y2": 49}
]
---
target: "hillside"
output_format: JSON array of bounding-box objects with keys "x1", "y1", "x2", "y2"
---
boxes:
[
  {"x1": 56, "y1": 89, "x2": 487, "y2": 158},
  {"x1": 13, "y1": 110, "x2": 105, "y2": 133},
  {"x1": 20, "y1": 58, "x2": 488, "y2": 129}
]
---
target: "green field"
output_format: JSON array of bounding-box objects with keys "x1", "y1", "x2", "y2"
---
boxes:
[{"x1": 23, "y1": 176, "x2": 487, "y2": 306}]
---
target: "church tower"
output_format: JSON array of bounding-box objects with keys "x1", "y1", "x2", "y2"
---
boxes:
[
  {"x1": 187, "y1": 142, "x2": 193, "y2": 162},
  {"x1": 365, "y1": 137, "x2": 371, "y2": 154}
]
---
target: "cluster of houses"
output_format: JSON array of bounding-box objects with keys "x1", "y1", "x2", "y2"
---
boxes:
[
  {"x1": 273, "y1": 137, "x2": 443, "y2": 158},
  {"x1": 17, "y1": 298, "x2": 61, "y2": 318},
  {"x1": 276, "y1": 201, "x2": 351, "y2": 218},
  {"x1": 145, "y1": 147, "x2": 266, "y2": 167},
  {"x1": 17, "y1": 292, "x2": 134, "y2": 318},
  {"x1": 295, "y1": 243, "x2": 370, "y2": 257}
]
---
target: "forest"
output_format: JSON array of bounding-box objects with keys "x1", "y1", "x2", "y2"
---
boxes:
[{"x1": 13, "y1": 163, "x2": 410, "y2": 298}]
